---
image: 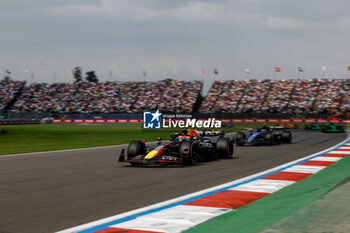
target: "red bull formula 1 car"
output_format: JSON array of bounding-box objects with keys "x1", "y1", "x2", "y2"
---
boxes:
[{"x1": 119, "y1": 129, "x2": 234, "y2": 166}]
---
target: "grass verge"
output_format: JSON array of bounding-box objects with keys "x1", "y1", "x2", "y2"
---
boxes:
[{"x1": 0, "y1": 125, "x2": 180, "y2": 155}]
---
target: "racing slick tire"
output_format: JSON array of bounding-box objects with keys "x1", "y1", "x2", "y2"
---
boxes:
[
  {"x1": 180, "y1": 141, "x2": 199, "y2": 165},
  {"x1": 304, "y1": 124, "x2": 311, "y2": 130},
  {"x1": 337, "y1": 126, "x2": 345, "y2": 133},
  {"x1": 235, "y1": 131, "x2": 246, "y2": 146},
  {"x1": 282, "y1": 130, "x2": 292, "y2": 143},
  {"x1": 265, "y1": 132, "x2": 274, "y2": 145},
  {"x1": 216, "y1": 137, "x2": 234, "y2": 159},
  {"x1": 321, "y1": 125, "x2": 328, "y2": 133},
  {"x1": 127, "y1": 140, "x2": 146, "y2": 160}
]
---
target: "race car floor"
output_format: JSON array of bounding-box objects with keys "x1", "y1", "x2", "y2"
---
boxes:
[{"x1": 0, "y1": 130, "x2": 346, "y2": 233}]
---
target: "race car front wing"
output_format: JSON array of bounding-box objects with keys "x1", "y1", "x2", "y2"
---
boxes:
[{"x1": 119, "y1": 149, "x2": 183, "y2": 165}]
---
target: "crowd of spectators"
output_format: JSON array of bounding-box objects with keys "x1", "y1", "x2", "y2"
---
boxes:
[
  {"x1": 132, "y1": 80, "x2": 202, "y2": 113},
  {"x1": 287, "y1": 79, "x2": 319, "y2": 114},
  {"x1": 11, "y1": 80, "x2": 202, "y2": 113},
  {"x1": 199, "y1": 79, "x2": 349, "y2": 114},
  {"x1": 2, "y1": 78, "x2": 349, "y2": 114},
  {"x1": 200, "y1": 80, "x2": 248, "y2": 113},
  {"x1": 312, "y1": 79, "x2": 345, "y2": 114},
  {"x1": 237, "y1": 80, "x2": 273, "y2": 113},
  {"x1": 339, "y1": 79, "x2": 350, "y2": 113},
  {"x1": 0, "y1": 80, "x2": 25, "y2": 111},
  {"x1": 262, "y1": 80, "x2": 295, "y2": 113}
]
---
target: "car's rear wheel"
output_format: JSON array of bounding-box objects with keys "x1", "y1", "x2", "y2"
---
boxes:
[
  {"x1": 265, "y1": 132, "x2": 274, "y2": 145},
  {"x1": 180, "y1": 141, "x2": 199, "y2": 165},
  {"x1": 235, "y1": 131, "x2": 246, "y2": 146},
  {"x1": 127, "y1": 140, "x2": 146, "y2": 160},
  {"x1": 216, "y1": 137, "x2": 234, "y2": 159},
  {"x1": 321, "y1": 125, "x2": 328, "y2": 132},
  {"x1": 282, "y1": 131, "x2": 292, "y2": 143}
]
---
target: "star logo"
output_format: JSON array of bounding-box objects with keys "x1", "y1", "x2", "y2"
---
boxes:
[
  {"x1": 143, "y1": 110, "x2": 162, "y2": 129},
  {"x1": 150, "y1": 109, "x2": 161, "y2": 122}
]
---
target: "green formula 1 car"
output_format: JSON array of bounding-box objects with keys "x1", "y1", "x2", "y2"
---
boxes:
[
  {"x1": 304, "y1": 123, "x2": 322, "y2": 130},
  {"x1": 321, "y1": 123, "x2": 345, "y2": 133}
]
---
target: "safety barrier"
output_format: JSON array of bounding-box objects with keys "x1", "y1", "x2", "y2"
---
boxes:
[{"x1": 51, "y1": 119, "x2": 350, "y2": 124}]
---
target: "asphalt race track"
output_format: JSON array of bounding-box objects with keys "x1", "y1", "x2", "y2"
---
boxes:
[{"x1": 0, "y1": 130, "x2": 347, "y2": 233}]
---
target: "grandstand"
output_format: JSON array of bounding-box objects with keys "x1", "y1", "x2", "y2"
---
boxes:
[
  {"x1": 0, "y1": 79, "x2": 349, "y2": 115},
  {"x1": 0, "y1": 80, "x2": 25, "y2": 111},
  {"x1": 10, "y1": 80, "x2": 202, "y2": 114},
  {"x1": 199, "y1": 79, "x2": 350, "y2": 115}
]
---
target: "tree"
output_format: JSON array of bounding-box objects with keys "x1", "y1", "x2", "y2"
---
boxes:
[
  {"x1": 162, "y1": 78, "x2": 174, "y2": 83},
  {"x1": 85, "y1": 71, "x2": 98, "y2": 83},
  {"x1": 72, "y1": 67, "x2": 82, "y2": 82}
]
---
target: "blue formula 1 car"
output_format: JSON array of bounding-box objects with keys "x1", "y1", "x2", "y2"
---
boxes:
[{"x1": 235, "y1": 126, "x2": 292, "y2": 146}]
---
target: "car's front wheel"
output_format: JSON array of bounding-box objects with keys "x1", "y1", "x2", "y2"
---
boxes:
[
  {"x1": 180, "y1": 141, "x2": 199, "y2": 165},
  {"x1": 336, "y1": 126, "x2": 344, "y2": 132},
  {"x1": 127, "y1": 140, "x2": 146, "y2": 160}
]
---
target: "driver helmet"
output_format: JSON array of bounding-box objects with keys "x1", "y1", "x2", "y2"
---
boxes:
[{"x1": 177, "y1": 135, "x2": 190, "y2": 142}]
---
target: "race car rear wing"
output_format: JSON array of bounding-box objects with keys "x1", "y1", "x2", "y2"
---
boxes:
[
  {"x1": 269, "y1": 126, "x2": 286, "y2": 130},
  {"x1": 197, "y1": 129, "x2": 225, "y2": 137}
]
